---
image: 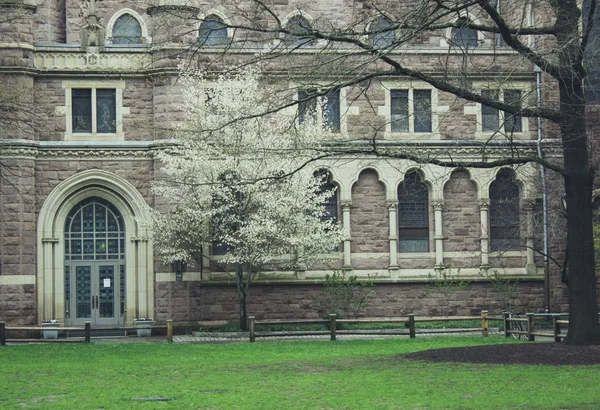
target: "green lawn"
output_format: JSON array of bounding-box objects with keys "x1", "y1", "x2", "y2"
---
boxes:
[{"x1": 1, "y1": 337, "x2": 599, "y2": 409}]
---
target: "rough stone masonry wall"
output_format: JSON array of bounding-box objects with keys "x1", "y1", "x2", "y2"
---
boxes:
[
  {"x1": 153, "y1": 280, "x2": 547, "y2": 323},
  {"x1": 443, "y1": 169, "x2": 480, "y2": 268},
  {"x1": 350, "y1": 169, "x2": 389, "y2": 254}
]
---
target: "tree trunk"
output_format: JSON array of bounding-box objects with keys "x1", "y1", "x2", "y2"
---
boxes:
[
  {"x1": 559, "y1": 76, "x2": 600, "y2": 344},
  {"x1": 235, "y1": 263, "x2": 248, "y2": 331}
]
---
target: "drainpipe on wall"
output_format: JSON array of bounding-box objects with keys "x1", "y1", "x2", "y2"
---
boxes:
[{"x1": 535, "y1": 64, "x2": 551, "y2": 311}]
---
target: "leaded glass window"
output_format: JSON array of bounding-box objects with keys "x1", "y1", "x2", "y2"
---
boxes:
[
  {"x1": 369, "y1": 16, "x2": 396, "y2": 48},
  {"x1": 298, "y1": 89, "x2": 318, "y2": 125},
  {"x1": 323, "y1": 89, "x2": 340, "y2": 132},
  {"x1": 112, "y1": 14, "x2": 143, "y2": 44},
  {"x1": 451, "y1": 18, "x2": 478, "y2": 48},
  {"x1": 199, "y1": 15, "x2": 228, "y2": 46},
  {"x1": 391, "y1": 90, "x2": 409, "y2": 132},
  {"x1": 503, "y1": 89, "x2": 523, "y2": 133},
  {"x1": 97, "y1": 89, "x2": 116, "y2": 133},
  {"x1": 482, "y1": 90, "x2": 499, "y2": 132},
  {"x1": 284, "y1": 15, "x2": 314, "y2": 47},
  {"x1": 391, "y1": 89, "x2": 431, "y2": 133},
  {"x1": 398, "y1": 172, "x2": 429, "y2": 252},
  {"x1": 490, "y1": 169, "x2": 520, "y2": 251},
  {"x1": 71, "y1": 88, "x2": 116, "y2": 134},
  {"x1": 72, "y1": 89, "x2": 92, "y2": 133},
  {"x1": 315, "y1": 169, "x2": 338, "y2": 223},
  {"x1": 65, "y1": 198, "x2": 125, "y2": 261}
]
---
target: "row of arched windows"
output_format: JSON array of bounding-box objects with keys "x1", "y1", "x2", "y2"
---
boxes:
[
  {"x1": 318, "y1": 168, "x2": 521, "y2": 254},
  {"x1": 103, "y1": 10, "x2": 479, "y2": 49}
]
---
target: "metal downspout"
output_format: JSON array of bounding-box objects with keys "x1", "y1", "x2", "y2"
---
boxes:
[{"x1": 535, "y1": 64, "x2": 551, "y2": 311}]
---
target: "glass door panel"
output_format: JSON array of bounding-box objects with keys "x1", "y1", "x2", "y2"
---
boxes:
[
  {"x1": 98, "y1": 265, "x2": 115, "y2": 319},
  {"x1": 75, "y1": 265, "x2": 92, "y2": 320}
]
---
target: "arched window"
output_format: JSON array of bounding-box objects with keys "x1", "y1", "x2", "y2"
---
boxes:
[
  {"x1": 369, "y1": 16, "x2": 396, "y2": 48},
  {"x1": 490, "y1": 169, "x2": 520, "y2": 251},
  {"x1": 451, "y1": 18, "x2": 478, "y2": 48},
  {"x1": 111, "y1": 13, "x2": 143, "y2": 44},
  {"x1": 398, "y1": 171, "x2": 429, "y2": 252},
  {"x1": 315, "y1": 169, "x2": 338, "y2": 223},
  {"x1": 199, "y1": 15, "x2": 228, "y2": 46},
  {"x1": 284, "y1": 15, "x2": 314, "y2": 47}
]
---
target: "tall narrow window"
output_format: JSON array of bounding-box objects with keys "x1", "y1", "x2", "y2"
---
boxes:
[
  {"x1": 490, "y1": 169, "x2": 520, "y2": 251},
  {"x1": 323, "y1": 89, "x2": 340, "y2": 132},
  {"x1": 391, "y1": 90, "x2": 409, "y2": 132},
  {"x1": 503, "y1": 89, "x2": 522, "y2": 133},
  {"x1": 298, "y1": 89, "x2": 318, "y2": 124},
  {"x1": 199, "y1": 15, "x2": 228, "y2": 46},
  {"x1": 391, "y1": 89, "x2": 431, "y2": 133},
  {"x1": 315, "y1": 169, "x2": 338, "y2": 223},
  {"x1": 451, "y1": 18, "x2": 478, "y2": 48},
  {"x1": 481, "y1": 90, "x2": 499, "y2": 132},
  {"x1": 413, "y1": 90, "x2": 432, "y2": 132},
  {"x1": 72, "y1": 89, "x2": 92, "y2": 133},
  {"x1": 96, "y1": 89, "x2": 117, "y2": 134},
  {"x1": 112, "y1": 14, "x2": 143, "y2": 44},
  {"x1": 284, "y1": 15, "x2": 314, "y2": 47},
  {"x1": 398, "y1": 172, "x2": 429, "y2": 252},
  {"x1": 369, "y1": 16, "x2": 395, "y2": 48}
]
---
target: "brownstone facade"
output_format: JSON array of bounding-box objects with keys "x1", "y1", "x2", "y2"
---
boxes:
[{"x1": 0, "y1": 0, "x2": 587, "y2": 328}]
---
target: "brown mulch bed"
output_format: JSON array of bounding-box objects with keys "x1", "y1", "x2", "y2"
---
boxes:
[{"x1": 404, "y1": 343, "x2": 600, "y2": 366}]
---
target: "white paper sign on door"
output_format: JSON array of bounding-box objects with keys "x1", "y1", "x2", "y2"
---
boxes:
[{"x1": 103, "y1": 278, "x2": 111, "y2": 288}]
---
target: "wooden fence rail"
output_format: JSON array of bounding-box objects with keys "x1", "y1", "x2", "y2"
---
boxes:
[
  {"x1": 248, "y1": 312, "x2": 491, "y2": 342},
  {"x1": 502, "y1": 312, "x2": 571, "y2": 341},
  {"x1": 0, "y1": 321, "x2": 175, "y2": 345}
]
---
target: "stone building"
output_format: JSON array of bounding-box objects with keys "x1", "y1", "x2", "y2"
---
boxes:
[{"x1": 0, "y1": 0, "x2": 574, "y2": 327}]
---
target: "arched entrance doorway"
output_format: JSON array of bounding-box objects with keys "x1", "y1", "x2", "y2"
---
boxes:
[
  {"x1": 37, "y1": 169, "x2": 153, "y2": 326},
  {"x1": 65, "y1": 197, "x2": 126, "y2": 326}
]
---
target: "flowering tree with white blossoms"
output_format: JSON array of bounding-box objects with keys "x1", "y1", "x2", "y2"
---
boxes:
[{"x1": 149, "y1": 67, "x2": 343, "y2": 330}]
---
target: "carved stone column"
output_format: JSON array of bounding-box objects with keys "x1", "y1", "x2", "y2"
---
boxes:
[
  {"x1": 341, "y1": 201, "x2": 352, "y2": 270},
  {"x1": 477, "y1": 199, "x2": 490, "y2": 268},
  {"x1": 523, "y1": 199, "x2": 537, "y2": 274},
  {"x1": 431, "y1": 200, "x2": 444, "y2": 267},
  {"x1": 387, "y1": 201, "x2": 399, "y2": 270}
]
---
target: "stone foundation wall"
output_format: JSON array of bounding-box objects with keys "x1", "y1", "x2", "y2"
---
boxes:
[{"x1": 153, "y1": 280, "x2": 549, "y2": 324}]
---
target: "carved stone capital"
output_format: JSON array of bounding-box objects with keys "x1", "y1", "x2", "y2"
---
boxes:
[
  {"x1": 476, "y1": 199, "x2": 490, "y2": 210},
  {"x1": 431, "y1": 200, "x2": 444, "y2": 211},
  {"x1": 340, "y1": 200, "x2": 352, "y2": 210},
  {"x1": 522, "y1": 198, "x2": 537, "y2": 211},
  {"x1": 386, "y1": 200, "x2": 398, "y2": 210}
]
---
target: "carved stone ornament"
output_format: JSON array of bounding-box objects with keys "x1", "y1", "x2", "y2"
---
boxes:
[
  {"x1": 476, "y1": 199, "x2": 490, "y2": 209},
  {"x1": 80, "y1": 0, "x2": 105, "y2": 49}
]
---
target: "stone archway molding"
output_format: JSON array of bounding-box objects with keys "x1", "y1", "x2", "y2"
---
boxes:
[{"x1": 37, "y1": 169, "x2": 153, "y2": 325}]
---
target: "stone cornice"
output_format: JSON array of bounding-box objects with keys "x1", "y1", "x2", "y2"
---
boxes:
[{"x1": 0, "y1": 139, "x2": 562, "y2": 161}]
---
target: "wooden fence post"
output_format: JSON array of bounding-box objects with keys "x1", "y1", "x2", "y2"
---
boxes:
[
  {"x1": 503, "y1": 312, "x2": 510, "y2": 338},
  {"x1": 526, "y1": 313, "x2": 535, "y2": 342},
  {"x1": 481, "y1": 310, "x2": 488, "y2": 337},
  {"x1": 84, "y1": 321, "x2": 91, "y2": 343},
  {"x1": 408, "y1": 314, "x2": 415, "y2": 339},
  {"x1": 167, "y1": 320, "x2": 173, "y2": 344},
  {"x1": 0, "y1": 321, "x2": 5, "y2": 346},
  {"x1": 248, "y1": 316, "x2": 255, "y2": 343},
  {"x1": 329, "y1": 314, "x2": 336, "y2": 341},
  {"x1": 553, "y1": 316, "x2": 561, "y2": 343}
]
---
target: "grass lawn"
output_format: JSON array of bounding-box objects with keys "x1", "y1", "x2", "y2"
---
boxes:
[{"x1": 1, "y1": 337, "x2": 599, "y2": 409}]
